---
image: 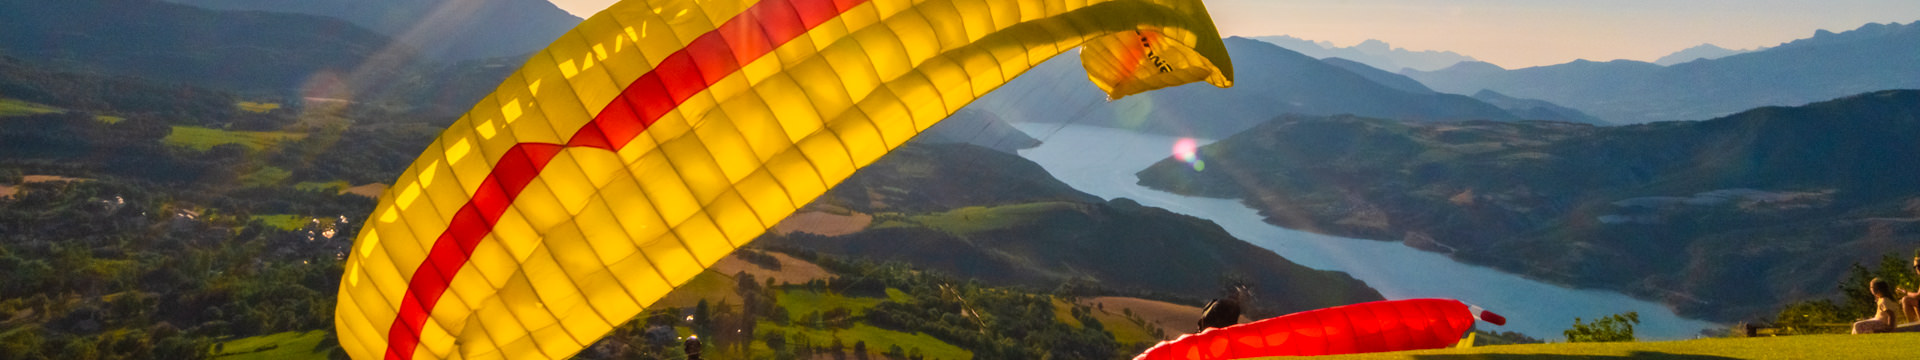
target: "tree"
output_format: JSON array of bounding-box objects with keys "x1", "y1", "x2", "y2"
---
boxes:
[
  {"x1": 829, "y1": 336, "x2": 846, "y2": 360},
  {"x1": 763, "y1": 329, "x2": 787, "y2": 352},
  {"x1": 1565, "y1": 312, "x2": 1638, "y2": 342},
  {"x1": 853, "y1": 340, "x2": 869, "y2": 360},
  {"x1": 693, "y1": 300, "x2": 713, "y2": 336}
]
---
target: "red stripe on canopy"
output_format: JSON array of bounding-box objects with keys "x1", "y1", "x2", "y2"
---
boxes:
[{"x1": 382, "y1": 0, "x2": 872, "y2": 358}]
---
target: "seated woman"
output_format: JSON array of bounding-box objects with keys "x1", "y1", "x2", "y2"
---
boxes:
[
  {"x1": 1902, "y1": 251, "x2": 1920, "y2": 324},
  {"x1": 1853, "y1": 278, "x2": 1898, "y2": 334}
]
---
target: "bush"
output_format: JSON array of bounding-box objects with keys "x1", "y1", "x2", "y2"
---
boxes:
[{"x1": 1565, "y1": 312, "x2": 1638, "y2": 342}]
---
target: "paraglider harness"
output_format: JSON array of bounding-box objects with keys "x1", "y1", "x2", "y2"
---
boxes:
[{"x1": 1198, "y1": 286, "x2": 1248, "y2": 330}]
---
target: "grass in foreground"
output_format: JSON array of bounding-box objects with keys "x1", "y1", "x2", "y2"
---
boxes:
[
  {"x1": 1310, "y1": 333, "x2": 1920, "y2": 360},
  {"x1": 212, "y1": 330, "x2": 328, "y2": 360},
  {"x1": 164, "y1": 125, "x2": 307, "y2": 151}
]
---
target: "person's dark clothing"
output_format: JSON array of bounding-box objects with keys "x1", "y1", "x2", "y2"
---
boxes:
[{"x1": 1198, "y1": 298, "x2": 1242, "y2": 330}]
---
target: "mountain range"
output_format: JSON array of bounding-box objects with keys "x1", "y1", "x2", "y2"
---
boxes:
[
  {"x1": 0, "y1": 0, "x2": 403, "y2": 94},
  {"x1": 966, "y1": 37, "x2": 1548, "y2": 139},
  {"x1": 161, "y1": 0, "x2": 581, "y2": 61},
  {"x1": 1251, "y1": 36, "x2": 1478, "y2": 72},
  {"x1": 1653, "y1": 44, "x2": 1756, "y2": 66},
  {"x1": 1404, "y1": 21, "x2": 1920, "y2": 124},
  {"x1": 1136, "y1": 90, "x2": 1920, "y2": 322}
]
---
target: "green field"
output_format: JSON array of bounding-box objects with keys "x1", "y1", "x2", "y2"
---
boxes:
[
  {"x1": 236, "y1": 101, "x2": 282, "y2": 113},
  {"x1": 294, "y1": 180, "x2": 352, "y2": 194},
  {"x1": 164, "y1": 125, "x2": 307, "y2": 151},
  {"x1": 1081, "y1": 304, "x2": 1158, "y2": 347},
  {"x1": 250, "y1": 214, "x2": 309, "y2": 231},
  {"x1": 212, "y1": 331, "x2": 328, "y2": 360},
  {"x1": 241, "y1": 166, "x2": 293, "y2": 187},
  {"x1": 753, "y1": 322, "x2": 972, "y2": 360},
  {"x1": 1311, "y1": 333, "x2": 1920, "y2": 360},
  {"x1": 775, "y1": 289, "x2": 885, "y2": 323},
  {"x1": 895, "y1": 202, "x2": 1080, "y2": 235},
  {"x1": 0, "y1": 98, "x2": 63, "y2": 117}
]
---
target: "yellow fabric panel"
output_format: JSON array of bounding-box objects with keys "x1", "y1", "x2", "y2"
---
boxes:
[
  {"x1": 691, "y1": 112, "x2": 762, "y2": 184},
  {"x1": 540, "y1": 31, "x2": 618, "y2": 125},
  {"x1": 340, "y1": 0, "x2": 1234, "y2": 359},
  {"x1": 736, "y1": 168, "x2": 800, "y2": 223},
  {"x1": 575, "y1": 201, "x2": 641, "y2": 266},
  {"x1": 764, "y1": 147, "x2": 829, "y2": 208}
]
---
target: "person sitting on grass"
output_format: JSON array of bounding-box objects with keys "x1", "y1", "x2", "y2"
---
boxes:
[
  {"x1": 1898, "y1": 250, "x2": 1920, "y2": 324},
  {"x1": 1852, "y1": 278, "x2": 1898, "y2": 334}
]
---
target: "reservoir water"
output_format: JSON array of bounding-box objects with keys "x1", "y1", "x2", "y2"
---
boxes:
[{"x1": 1013, "y1": 123, "x2": 1718, "y2": 340}]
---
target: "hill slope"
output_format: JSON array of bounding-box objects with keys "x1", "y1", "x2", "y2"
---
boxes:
[
  {"x1": 967, "y1": 37, "x2": 1521, "y2": 139},
  {"x1": 1404, "y1": 21, "x2": 1920, "y2": 123},
  {"x1": 164, "y1": 0, "x2": 580, "y2": 61},
  {"x1": 1138, "y1": 90, "x2": 1920, "y2": 322},
  {"x1": 0, "y1": 0, "x2": 402, "y2": 94},
  {"x1": 1472, "y1": 90, "x2": 1608, "y2": 125},
  {"x1": 760, "y1": 143, "x2": 1385, "y2": 315}
]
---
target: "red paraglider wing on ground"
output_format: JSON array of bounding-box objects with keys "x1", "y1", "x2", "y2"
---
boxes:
[{"x1": 1135, "y1": 299, "x2": 1483, "y2": 360}]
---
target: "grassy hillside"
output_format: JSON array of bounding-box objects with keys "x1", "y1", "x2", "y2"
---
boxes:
[{"x1": 762, "y1": 143, "x2": 1385, "y2": 318}]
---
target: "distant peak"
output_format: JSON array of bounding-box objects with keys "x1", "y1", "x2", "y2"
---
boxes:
[
  {"x1": 1684, "y1": 43, "x2": 1730, "y2": 51},
  {"x1": 1439, "y1": 61, "x2": 1506, "y2": 72},
  {"x1": 1355, "y1": 39, "x2": 1391, "y2": 51}
]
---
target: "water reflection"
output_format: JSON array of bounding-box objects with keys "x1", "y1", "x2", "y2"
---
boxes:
[{"x1": 1015, "y1": 123, "x2": 1718, "y2": 340}]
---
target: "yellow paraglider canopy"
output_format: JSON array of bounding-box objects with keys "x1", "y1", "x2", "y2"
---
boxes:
[{"x1": 335, "y1": 0, "x2": 1232, "y2": 359}]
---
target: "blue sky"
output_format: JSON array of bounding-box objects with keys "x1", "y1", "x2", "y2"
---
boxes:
[{"x1": 548, "y1": 0, "x2": 1920, "y2": 68}]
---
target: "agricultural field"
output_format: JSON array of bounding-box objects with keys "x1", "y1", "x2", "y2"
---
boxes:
[
  {"x1": 211, "y1": 331, "x2": 328, "y2": 360},
  {"x1": 0, "y1": 98, "x2": 62, "y2": 117},
  {"x1": 164, "y1": 125, "x2": 307, "y2": 151}
]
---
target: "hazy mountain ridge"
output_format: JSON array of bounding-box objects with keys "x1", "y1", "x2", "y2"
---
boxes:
[
  {"x1": 1318, "y1": 57, "x2": 1436, "y2": 95},
  {"x1": 162, "y1": 0, "x2": 581, "y2": 61},
  {"x1": 760, "y1": 143, "x2": 1386, "y2": 315},
  {"x1": 1136, "y1": 90, "x2": 1920, "y2": 322},
  {"x1": 968, "y1": 37, "x2": 1523, "y2": 139},
  {"x1": 1404, "y1": 21, "x2": 1920, "y2": 123},
  {"x1": 915, "y1": 109, "x2": 1042, "y2": 154},
  {"x1": 0, "y1": 0, "x2": 405, "y2": 94},
  {"x1": 1471, "y1": 90, "x2": 1607, "y2": 125},
  {"x1": 1653, "y1": 44, "x2": 1755, "y2": 66},
  {"x1": 1252, "y1": 35, "x2": 1477, "y2": 72}
]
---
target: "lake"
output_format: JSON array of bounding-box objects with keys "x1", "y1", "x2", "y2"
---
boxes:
[{"x1": 1014, "y1": 123, "x2": 1719, "y2": 340}]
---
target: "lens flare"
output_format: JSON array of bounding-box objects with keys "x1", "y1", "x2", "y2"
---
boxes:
[
  {"x1": 1173, "y1": 138, "x2": 1204, "y2": 171},
  {"x1": 1173, "y1": 138, "x2": 1198, "y2": 162}
]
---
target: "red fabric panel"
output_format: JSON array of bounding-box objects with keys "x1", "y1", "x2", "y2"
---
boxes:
[{"x1": 789, "y1": 0, "x2": 838, "y2": 27}]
